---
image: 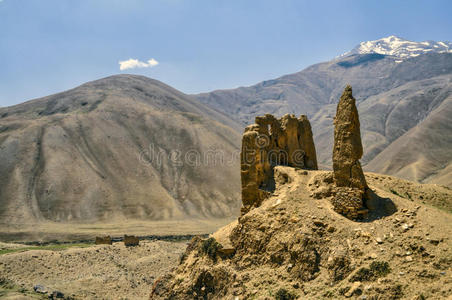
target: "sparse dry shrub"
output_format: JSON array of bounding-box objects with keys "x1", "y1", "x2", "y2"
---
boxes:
[
  {"x1": 328, "y1": 254, "x2": 352, "y2": 282},
  {"x1": 350, "y1": 261, "x2": 390, "y2": 282},
  {"x1": 275, "y1": 288, "x2": 296, "y2": 300},
  {"x1": 200, "y1": 237, "x2": 223, "y2": 262}
]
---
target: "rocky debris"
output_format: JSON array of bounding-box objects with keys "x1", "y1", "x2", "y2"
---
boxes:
[
  {"x1": 150, "y1": 274, "x2": 173, "y2": 299},
  {"x1": 240, "y1": 113, "x2": 317, "y2": 214},
  {"x1": 345, "y1": 281, "x2": 362, "y2": 298},
  {"x1": 332, "y1": 85, "x2": 369, "y2": 219},
  {"x1": 1, "y1": 240, "x2": 187, "y2": 299},
  {"x1": 401, "y1": 224, "x2": 410, "y2": 231},
  {"x1": 49, "y1": 290, "x2": 65, "y2": 299},
  {"x1": 308, "y1": 171, "x2": 335, "y2": 200},
  {"x1": 312, "y1": 186, "x2": 334, "y2": 199},
  {"x1": 231, "y1": 219, "x2": 322, "y2": 282},
  {"x1": 327, "y1": 250, "x2": 353, "y2": 282},
  {"x1": 95, "y1": 236, "x2": 112, "y2": 245},
  {"x1": 33, "y1": 284, "x2": 48, "y2": 294},
  {"x1": 313, "y1": 220, "x2": 326, "y2": 227},
  {"x1": 428, "y1": 238, "x2": 441, "y2": 245},
  {"x1": 33, "y1": 285, "x2": 65, "y2": 299},
  {"x1": 124, "y1": 235, "x2": 139, "y2": 247},
  {"x1": 216, "y1": 247, "x2": 235, "y2": 258},
  {"x1": 148, "y1": 164, "x2": 452, "y2": 299},
  {"x1": 327, "y1": 225, "x2": 336, "y2": 233},
  {"x1": 350, "y1": 261, "x2": 391, "y2": 282}
]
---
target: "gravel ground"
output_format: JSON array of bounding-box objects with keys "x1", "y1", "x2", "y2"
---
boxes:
[{"x1": 0, "y1": 240, "x2": 188, "y2": 299}]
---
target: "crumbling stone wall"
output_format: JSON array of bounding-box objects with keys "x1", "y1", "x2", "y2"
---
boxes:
[
  {"x1": 331, "y1": 187, "x2": 366, "y2": 220},
  {"x1": 332, "y1": 85, "x2": 369, "y2": 219},
  {"x1": 241, "y1": 113, "x2": 317, "y2": 215}
]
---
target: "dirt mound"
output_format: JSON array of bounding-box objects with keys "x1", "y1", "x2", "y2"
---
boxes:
[
  {"x1": 364, "y1": 173, "x2": 452, "y2": 213},
  {"x1": 151, "y1": 167, "x2": 452, "y2": 299}
]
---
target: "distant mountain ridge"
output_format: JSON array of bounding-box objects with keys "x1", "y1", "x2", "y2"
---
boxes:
[
  {"x1": 195, "y1": 36, "x2": 452, "y2": 187},
  {"x1": 1, "y1": 36, "x2": 451, "y2": 230},
  {"x1": 342, "y1": 35, "x2": 452, "y2": 59}
]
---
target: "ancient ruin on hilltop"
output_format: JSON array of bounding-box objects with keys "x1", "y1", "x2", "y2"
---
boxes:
[
  {"x1": 239, "y1": 86, "x2": 370, "y2": 220},
  {"x1": 240, "y1": 113, "x2": 317, "y2": 215},
  {"x1": 331, "y1": 85, "x2": 369, "y2": 219},
  {"x1": 332, "y1": 85, "x2": 368, "y2": 191}
]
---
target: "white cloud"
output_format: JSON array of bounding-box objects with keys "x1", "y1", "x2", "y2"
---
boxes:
[{"x1": 119, "y1": 58, "x2": 159, "y2": 71}]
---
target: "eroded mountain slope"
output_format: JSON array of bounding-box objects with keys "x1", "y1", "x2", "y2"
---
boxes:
[
  {"x1": 195, "y1": 51, "x2": 452, "y2": 186},
  {"x1": 366, "y1": 90, "x2": 452, "y2": 187},
  {"x1": 0, "y1": 75, "x2": 241, "y2": 226}
]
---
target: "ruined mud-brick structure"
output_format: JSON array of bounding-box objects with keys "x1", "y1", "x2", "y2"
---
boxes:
[
  {"x1": 240, "y1": 113, "x2": 317, "y2": 215},
  {"x1": 95, "y1": 236, "x2": 112, "y2": 245},
  {"x1": 332, "y1": 85, "x2": 369, "y2": 219},
  {"x1": 124, "y1": 235, "x2": 139, "y2": 246}
]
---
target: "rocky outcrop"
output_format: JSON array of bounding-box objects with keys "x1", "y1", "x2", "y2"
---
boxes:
[
  {"x1": 240, "y1": 114, "x2": 317, "y2": 214},
  {"x1": 332, "y1": 85, "x2": 368, "y2": 219},
  {"x1": 333, "y1": 85, "x2": 367, "y2": 190},
  {"x1": 150, "y1": 167, "x2": 452, "y2": 300}
]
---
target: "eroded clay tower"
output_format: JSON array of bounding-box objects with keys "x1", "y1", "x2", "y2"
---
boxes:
[
  {"x1": 332, "y1": 85, "x2": 369, "y2": 219},
  {"x1": 240, "y1": 113, "x2": 317, "y2": 215}
]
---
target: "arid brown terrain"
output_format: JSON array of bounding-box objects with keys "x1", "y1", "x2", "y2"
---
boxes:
[
  {"x1": 151, "y1": 168, "x2": 452, "y2": 300},
  {"x1": 0, "y1": 75, "x2": 241, "y2": 231},
  {"x1": 1, "y1": 170, "x2": 451, "y2": 300},
  {"x1": 150, "y1": 100, "x2": 452, "y2": 299},
  {"x1": 196, "y1": 52, "x2": 452, "y2": 187},
  {"x1": 0, "y1": 42, "x2": 451, "y2": 300},
  {"x1": 0, "y1": 240, "x2": 188, "y2": 299}
]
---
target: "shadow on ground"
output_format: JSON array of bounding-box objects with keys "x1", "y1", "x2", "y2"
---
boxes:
[{"x1": 361, "y1": 189, "x2": 398, "y2": 222}]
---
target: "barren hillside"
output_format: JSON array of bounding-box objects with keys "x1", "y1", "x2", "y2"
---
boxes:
[
  {"x1": 195, "y1": 46, "x2": 452, "y2": 187},
  {"x1": 152, "y1": 167, "x2": 452, "y2": 299},
  {"x1": 0, "y1": 75, "x2": 241, "y2": 228}
]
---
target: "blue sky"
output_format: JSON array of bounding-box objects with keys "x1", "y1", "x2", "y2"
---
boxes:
[{"x1": 1, "y1": 0, "x2": 451, "y2": 106}]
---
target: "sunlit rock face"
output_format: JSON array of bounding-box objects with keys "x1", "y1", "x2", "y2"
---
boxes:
[
  {"x1": 332, "y1": 85, "x2": 368, "y2": 219},
  {"x1": 240, "y1": 113, "x2": 317, "y2": 215}
]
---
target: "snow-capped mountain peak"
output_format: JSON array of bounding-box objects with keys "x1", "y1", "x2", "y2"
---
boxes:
[{"x1": 342, "y1": 35, "x2": 452, "y2": 59}]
